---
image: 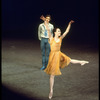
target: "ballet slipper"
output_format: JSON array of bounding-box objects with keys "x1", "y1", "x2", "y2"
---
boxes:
[
  {"x1": 49, "y1": 91, "x2": 53, "y2": 99},
  {"x1": 81, "y1": 61, "x2": 89, "y2": 66}
]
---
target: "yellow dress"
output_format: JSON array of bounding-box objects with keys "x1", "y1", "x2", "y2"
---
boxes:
[{"x1": 44, "y1": 37, "x2": 71, "y2": 75}]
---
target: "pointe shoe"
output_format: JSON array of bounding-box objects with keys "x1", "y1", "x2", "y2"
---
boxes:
[
  {"x1": 49, "y1": 91, "x2": 53, "y2": 99},
  {"x1": 81, "y1": 61, "x2": 89, "y2": 66}
]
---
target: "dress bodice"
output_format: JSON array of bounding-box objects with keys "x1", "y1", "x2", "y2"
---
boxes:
[{"x1": 50, "y1": 37, "x2": 62, "y2": 51}]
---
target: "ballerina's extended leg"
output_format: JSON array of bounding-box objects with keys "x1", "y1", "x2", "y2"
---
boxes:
[{"x1": 70, "y1": 59, "x2": 89, "y2": 66}]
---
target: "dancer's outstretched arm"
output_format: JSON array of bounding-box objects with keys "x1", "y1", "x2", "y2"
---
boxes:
[
  {"x1": 40, "y1": 15, "x2": 46, "y2": 21},
  {"x1": 61, "y1": 20, "x2": 74, "y2": 39}
]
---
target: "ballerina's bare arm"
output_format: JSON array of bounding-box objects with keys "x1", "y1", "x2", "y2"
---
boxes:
[{"x1": 61, "y1": 20, "x2": 74, "y2": 39}]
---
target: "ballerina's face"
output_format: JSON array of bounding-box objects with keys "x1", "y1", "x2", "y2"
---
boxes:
[{"x1": 55, "y1": 28, "x2": 61, "y2": 37}]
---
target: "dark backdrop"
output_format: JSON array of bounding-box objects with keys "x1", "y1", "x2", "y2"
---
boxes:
[{"x1": 2, "y1": 0, "x2": 99, "y2": 46}]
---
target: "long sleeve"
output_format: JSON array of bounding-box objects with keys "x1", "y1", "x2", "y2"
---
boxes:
[{"x1": 38, "y1": 24, "x2": 41, "y2": 40}]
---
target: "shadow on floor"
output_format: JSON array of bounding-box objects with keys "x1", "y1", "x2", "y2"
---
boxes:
[{"x1": 2, "y1": 85, "x2": 42, "y2": 100}]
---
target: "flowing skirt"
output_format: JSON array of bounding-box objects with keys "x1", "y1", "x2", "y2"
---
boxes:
[{"x1": 44, "y1": 51, "x2": 71, "y2": 75}]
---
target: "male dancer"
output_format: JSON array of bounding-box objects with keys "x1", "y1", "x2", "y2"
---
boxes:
[{"x1": 38, "y1": 15, "x2": 54, "y2": 70}]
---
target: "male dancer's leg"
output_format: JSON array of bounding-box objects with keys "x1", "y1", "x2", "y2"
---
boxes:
[
  {"x1": 40, "y1": 38, "x2": 46, "y2": 70},
  {"x1": 45, "y1": 39, "x2": 50, "y2": 68}
]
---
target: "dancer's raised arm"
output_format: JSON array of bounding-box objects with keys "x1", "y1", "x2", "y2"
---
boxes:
[
  {"x1": 40, "y1": 15, "x2": 46, "y2": 21},
  {"x1": 61, "y1": 20, "x2": 74, "y2": 39}
]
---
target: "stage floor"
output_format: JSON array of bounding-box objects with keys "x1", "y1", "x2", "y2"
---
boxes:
[{"x1": 2, "y1": 39, "x2": 99, "y2": 100}]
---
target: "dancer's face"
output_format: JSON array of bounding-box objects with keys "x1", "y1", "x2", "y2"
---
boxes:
[
  {"x1": 55, "y1": 28, "x2": 61, "y2": 37},
  {"x1": 45, "y1": 17, "x2": 51, "y2": 23}
]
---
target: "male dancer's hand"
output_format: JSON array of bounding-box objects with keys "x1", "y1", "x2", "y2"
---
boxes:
[{"x1": 40, "y1": 15, "x2": 46, "y2": 21}]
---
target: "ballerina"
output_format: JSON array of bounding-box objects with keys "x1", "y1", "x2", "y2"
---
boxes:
[{"x1": 40, "y1": 15, "x2": 89, "y2": 99}]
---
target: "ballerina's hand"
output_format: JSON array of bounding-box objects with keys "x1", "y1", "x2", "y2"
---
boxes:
[
  {"x1": 40, "y1": 15, "x2": 46, "y2": 21},
  {"x1": 69, "y1": 20, "x2": 75, "y2": 24}
]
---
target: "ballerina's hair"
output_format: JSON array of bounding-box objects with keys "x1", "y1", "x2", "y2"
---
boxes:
[
  {"x1": 53, "y1": 28, "x2": 59, "y2": 37},
  {"x1": 53, "y1": 28, "x2": 61, "y2": 37},
  {"x1": 53, "y1": 27, "x2": 58, "y2": 33}
]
